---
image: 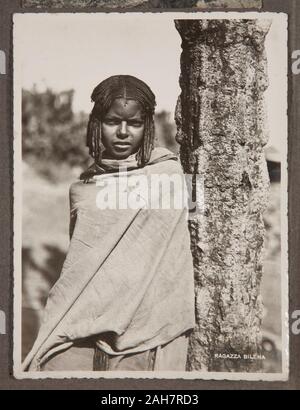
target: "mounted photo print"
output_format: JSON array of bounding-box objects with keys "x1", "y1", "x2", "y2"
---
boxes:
[{"x1": 13, "y1": 11, "x2": 288, "y2": 381}]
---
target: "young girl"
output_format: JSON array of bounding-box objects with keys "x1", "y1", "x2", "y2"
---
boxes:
[{"x1": 23, "y1": 75, "x2": 195, "y2": 372}]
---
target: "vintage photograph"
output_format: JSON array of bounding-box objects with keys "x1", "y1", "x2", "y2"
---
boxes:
[{"x1": 13, "y1": 12, "x2": 288, "y2": 380}]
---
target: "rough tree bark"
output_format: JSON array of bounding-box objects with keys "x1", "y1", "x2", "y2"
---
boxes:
[{"x1": 175, "y1": 19, "x2": 271, "y2": 372}]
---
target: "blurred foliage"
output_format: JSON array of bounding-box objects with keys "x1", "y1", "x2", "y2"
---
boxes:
[
  {"x1": 22, "y1": 88, "x2": 90, "y2": 172},
  {"x1": 155, "y1": 110, "x2": 178, "y2": 153}
]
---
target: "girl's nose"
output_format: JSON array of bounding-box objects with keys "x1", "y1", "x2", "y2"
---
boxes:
[{"x1": 118, "y1": 121, "x2": 129, "y2": 138}]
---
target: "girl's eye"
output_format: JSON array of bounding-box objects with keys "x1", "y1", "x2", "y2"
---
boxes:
[
  {"x1": 129, "y1": 122, "x2": 143, "y2": 127},
  {"x1": 103, "y1": 119, "x2": 143, "y2": 127},
  {"x1": 104, "y1": 119, "x2": 119, "y2": 126}
]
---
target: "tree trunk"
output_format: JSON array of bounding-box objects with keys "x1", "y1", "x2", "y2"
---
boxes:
[{"x1": 175, "y1": 19, "x2": 271, "y2": 372}]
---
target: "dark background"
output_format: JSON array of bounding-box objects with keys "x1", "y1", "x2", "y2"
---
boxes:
[{"x1": 0, "y1": 0, "x2": 299, "y2": 390}]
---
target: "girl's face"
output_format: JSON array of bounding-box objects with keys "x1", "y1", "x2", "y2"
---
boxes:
[{"x1": 101, "y1": 98, "x2": 145, "y2": 160}]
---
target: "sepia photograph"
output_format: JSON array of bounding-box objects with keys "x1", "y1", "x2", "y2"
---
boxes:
[{"x1": 13, "y1": 11, "x2": 288, "y2": 380}]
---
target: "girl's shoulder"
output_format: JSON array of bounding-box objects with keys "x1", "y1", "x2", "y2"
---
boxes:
[
  {"x1": 149, "y1": 146, "x2": 178, "y2": 162},
  {"x1": 70, "y1": 179, "x2": 86, "y2": 192},
  {"x1": 69, "y1": 178, "x2": 96, "y2": 201},
  {"x1": 148, "y1": 147, "x2": 183, "y2": 175}
]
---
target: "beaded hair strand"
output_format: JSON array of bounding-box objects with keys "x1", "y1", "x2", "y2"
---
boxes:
[
  {"x1": 135, "y1": 114, "x2": 155, "y2": 166},
  {"x1": 86, "y1": 110, "x2": 102, "y2": 163}
]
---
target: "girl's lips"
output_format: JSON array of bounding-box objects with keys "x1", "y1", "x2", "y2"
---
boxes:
[{"x1": 113, "y1": 142, "x2": 131, "y2": 149}]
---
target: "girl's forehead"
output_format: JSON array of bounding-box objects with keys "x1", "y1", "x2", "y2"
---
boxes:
[{"x1": 105, "y1": 98, "x2": 144, "y2": 118}]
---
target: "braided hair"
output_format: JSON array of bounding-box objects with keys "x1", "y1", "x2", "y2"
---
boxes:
[{"x1": 87, "y1": 75, "x2": 156, "y2": 167}]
